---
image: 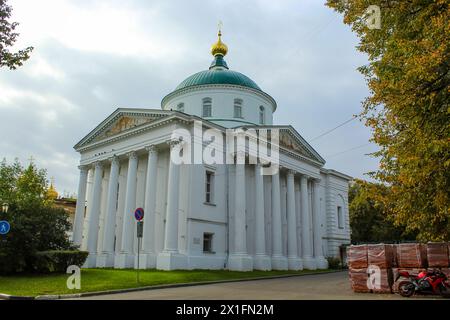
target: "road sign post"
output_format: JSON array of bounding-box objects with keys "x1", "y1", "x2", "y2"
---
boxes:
[{"x1": 134, "y1": 208, "x2": 144, "y2": 284}]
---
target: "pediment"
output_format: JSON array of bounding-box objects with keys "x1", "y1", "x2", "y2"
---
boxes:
[
  {"x1": 74, "y1": 108, "x2": 171, "y2": 149},
  {"x1": 278, "y1": 127, "x2": 325, "y2": 164},
  {"x1": 95, "y1": 115, "x2": 156, "y2": 141}
]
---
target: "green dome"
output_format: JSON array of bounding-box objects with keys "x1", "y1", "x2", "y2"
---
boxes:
[{"x1": 175, "y1": 68, "x2": 262, "y2": 91}]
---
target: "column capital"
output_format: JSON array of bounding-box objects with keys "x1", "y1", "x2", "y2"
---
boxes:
[
  {"x1": 287, "y1": 169, "x2": 296, "y2": 176},
  {"x1": 93, "y1": 161, "x2": 103, "y2": 170},
  {"x1": 108, "y1": 155, "x2": 119, "y2": 166},
  {"x1": 78, "y1": 165, "x2": 89, "y2": 172},
  {"x1": 145, "y1": 145, "x2": 158, "y2": 154},
  {"x1": 166, "y1": 138, "x2": 182, "y2": 149},
  {"x1": 300, "y1": 174, "x2": 309, "y2": 182},
  {"x1": 126, "y1": 151, "x2": 138, "y2": 160}
]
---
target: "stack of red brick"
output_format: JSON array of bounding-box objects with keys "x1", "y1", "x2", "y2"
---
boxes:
[
  {"x1": 348, "y1": 244, "x2": 394, "y2": 293},
  {"x1": 348, "y1": 242, "x2": 450, "y2": 294}
]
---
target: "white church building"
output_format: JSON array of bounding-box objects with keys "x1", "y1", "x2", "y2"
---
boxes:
[{"x1": 72, "y1": 31, "x2": 351, "y2": 271}]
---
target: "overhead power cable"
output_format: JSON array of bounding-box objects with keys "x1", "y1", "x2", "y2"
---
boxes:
[
  {"x1": 325, "y1": 143, "x2": 373, "y2": 158},
  {"x1": 310, "y1": 116, "x2": 357, "y2": 142}
]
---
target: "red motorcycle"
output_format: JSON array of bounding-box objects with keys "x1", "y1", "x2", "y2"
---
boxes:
[{"x1": 396, "y1": 269, "x2": 450, "y2": 298}]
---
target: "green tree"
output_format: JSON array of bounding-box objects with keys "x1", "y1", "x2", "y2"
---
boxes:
[
  {"x1": 326, "y1": 0, "x2": 450, "y2": 241},
  {"x1": 349, "y1": 179, "x2": 416, "y2": 243},
  {"x1": 0, "y1": 0, "x2": 33, "y2": 69},
  {"x1": 0, "y1": 159, "x2": 73, "y2": 273}
]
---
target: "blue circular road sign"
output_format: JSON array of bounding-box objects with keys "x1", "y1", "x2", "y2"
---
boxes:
[
  {"x1": 0, "y1": 220, "x2": 10, "y2": 235},
  {"x1": 134, "y1": 208, "x2": 144, "y2": 221}
]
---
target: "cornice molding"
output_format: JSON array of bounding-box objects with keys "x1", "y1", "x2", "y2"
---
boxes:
[{"x1": 161, "y1": 84, "x2": 277, "y2": 112}]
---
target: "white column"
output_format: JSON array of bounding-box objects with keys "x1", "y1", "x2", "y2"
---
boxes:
[
  {"x1": 253, "y1": 164, "x2": 271, "y2": 270},
  {"x1": 301, "y1": 175, "x2": 316, "y2": 269},
  {"x1": 141, "y1": 145, "x2": 158, "y2": 268},
  {"x1": 271, "y1": 171, "x2": 288, "y2": 270},
  {"x1": 97, "y1": 156, "x2": 120, "y2": 267},
  {"x1": 157, "y1": 140, "x2": 187, "y2": 270},
  {"x1": 73, "y1": 165, "x2": 88, "y2": 246},
  {"x1": 287, "y1": 170, "x2": 302, "y2": 270},
  {"x1": 313, "y1": 179, "x2": 328, "y2": 269},
  {"x1": 228, "y1": 151, "x2": 253, "y2": 271},
  {"x1": 115, "y1": 151, "x2": 138, "y2": 268},
  {"x1": 85, "y1": 161, "x2": 103, "y2": 267}
]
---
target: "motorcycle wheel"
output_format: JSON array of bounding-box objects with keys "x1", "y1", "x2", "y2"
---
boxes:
[
  {"x1": 439, "y1": 285, "x2": 450, "y2": 298},
  {"x1": 398, "y1": 281, "x2": 415, "y2": 297}
]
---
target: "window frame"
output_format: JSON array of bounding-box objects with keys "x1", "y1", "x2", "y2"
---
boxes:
[
  {"x1": 203, "y1": 232, "x2": 214, "y2": 253},
  {"x1": 202, "y1": 97, "x2": 212, "y2": 117},
  {"x1": 337, "y1": 206, "x2": 344, "y2": 229},
  {"x1": 177, "y1": 102, "x2": 184, "y2": 112},
  {"x1": 205, "y1": 170, "x2": 215, "y2": 204},
  {"x1": 233, "y1": 98, "x2": 243, "y2": 118},
  {"x1": 259, "y1": 105, "x2": 265, "y2": 124}
]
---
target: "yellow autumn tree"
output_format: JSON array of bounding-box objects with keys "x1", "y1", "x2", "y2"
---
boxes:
[{"x1": 326, "y1": 0, "x2": 449, "y2": 240}]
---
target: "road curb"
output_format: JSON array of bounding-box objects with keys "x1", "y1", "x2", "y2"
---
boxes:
[
  {"x1": 0, "y1": 293, "x2": 35, "y2": 300},
  {"x1": 2, "y1": 270, "x2": 344, "y2": 300}
]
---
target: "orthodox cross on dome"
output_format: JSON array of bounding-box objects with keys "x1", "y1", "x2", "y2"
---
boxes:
[
  {"x1": 211, "y1": 21, "x2": 228, "y2": 57},
  {"x1": 210, "y1": 21, "x2": 229, "y2": 70}
]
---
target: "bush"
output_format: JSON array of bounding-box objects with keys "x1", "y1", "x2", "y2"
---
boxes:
[
  {"x1": 327, "y1": 257, "x2": 342, "y2": 270},
  {"x1": 33, "y1": 250, "x2": 89, "y2": 273}
]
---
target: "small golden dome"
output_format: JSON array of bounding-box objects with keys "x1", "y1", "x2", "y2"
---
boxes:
[
  {"x1": 46, "y1": 178, "x2": 59, "y2": 200},
  {"x1": 211, "y1": 30, "x2": 228, "y2": 57}
]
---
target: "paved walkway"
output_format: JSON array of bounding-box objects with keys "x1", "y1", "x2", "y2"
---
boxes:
[{"x1": 76, "y1": 271, "x2": 411, "y2": 300}]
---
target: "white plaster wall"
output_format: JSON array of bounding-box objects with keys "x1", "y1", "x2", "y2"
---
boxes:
[
  {"x1": 320, "y1": 172, "x2": 351, "y2": 258},
  {"x1": 162, "y1": 87, "x2": 275, "y2": 128},
  {"x1": 186, "y1": 220, "x2": 227, "y2": 269}
]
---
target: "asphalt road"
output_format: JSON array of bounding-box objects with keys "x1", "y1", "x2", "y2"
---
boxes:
[{"x1": 75, "y1": 271, "x2": 413, "y2": 300}]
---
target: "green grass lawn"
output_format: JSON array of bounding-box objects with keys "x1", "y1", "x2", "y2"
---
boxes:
[{"x1": 0, "y1": 268, "x2": 331, "y2": 297}]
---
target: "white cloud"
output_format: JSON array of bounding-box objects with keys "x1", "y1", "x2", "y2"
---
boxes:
[{"x1": 2, "y1": 0, "x2": 378, "y2": 193}]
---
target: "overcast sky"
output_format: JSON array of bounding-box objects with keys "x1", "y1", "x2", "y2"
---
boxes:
[{"x1": 0, "y1": 0, "x2": 380, "y2": 195}]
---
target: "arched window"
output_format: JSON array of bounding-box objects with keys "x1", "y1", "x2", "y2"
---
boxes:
[
  {"x1": 234, "y1": 98, "x2": 243, "y2": 118},
  {"x1": 259, "y1": 106, "x2": 265, "y2": 124},
  {"x1": 177, "y1": 103, "x2": 184, "y2": 113},
  {"x1": 202, "y1": 97, "x2": 212, "y2": 117}
]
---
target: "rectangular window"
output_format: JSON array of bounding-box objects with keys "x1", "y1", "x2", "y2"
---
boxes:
[
  {"x1": 337, "y1": 206, "x2": 344, "y2": 229},
  {"x1": 203, "y1": 233, "x2": 214, "y2": 253},
  {"x1": 177, "y1": 103, "x2": 184, "y2": 112},
  {"x1": 202, "y1": 98, "x2": 212, "y2": 117},
  {"x1": 205, "y1": 171, "x2": 214, "y2": 203},
  {"x1": 259, "y1": 106, "x2": 265, "y2": 124},
  {"x1": 234, "y1": 99, "x2": 243, "y2": 118}
]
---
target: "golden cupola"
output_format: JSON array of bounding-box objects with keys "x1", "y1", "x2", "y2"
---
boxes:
[{"x1": 211, "y1": 30, "x2": 228, "y2": 57}]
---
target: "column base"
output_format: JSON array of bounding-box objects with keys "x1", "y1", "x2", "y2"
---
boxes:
[
  {"x1": 96, "y1": 252, "x2": 115, "y2": 268},
  {"x1": 228, "y1": 254, "x2": 253, "y2": 271},
  {"x1": 316, "y1": 256, "x2": 329, "y2": 269},
  {"x1": 271, "y1": 255, "x2": 288, "y2": 270},
  {"x1": 156, "y1": 251, "x2": 188, "y2": 270},
  {"x1": 114, "y1": 252, "x2": 135, "y2": 269},
  {"x1": 288, "y1": 256, "x2": 303, "y2": 271},
  {"x1": 302, "y1": 256, "x2": 317, "y2": 270},
  {"x1": 83, "y1": 253, "x2": 98, "y2": 268},
  {"x1": 253, "y1": 254, "x2": 272, "y2": 271},
  {"x1": 135, "y1": 253, "x2": 157, "y2": 269}
]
